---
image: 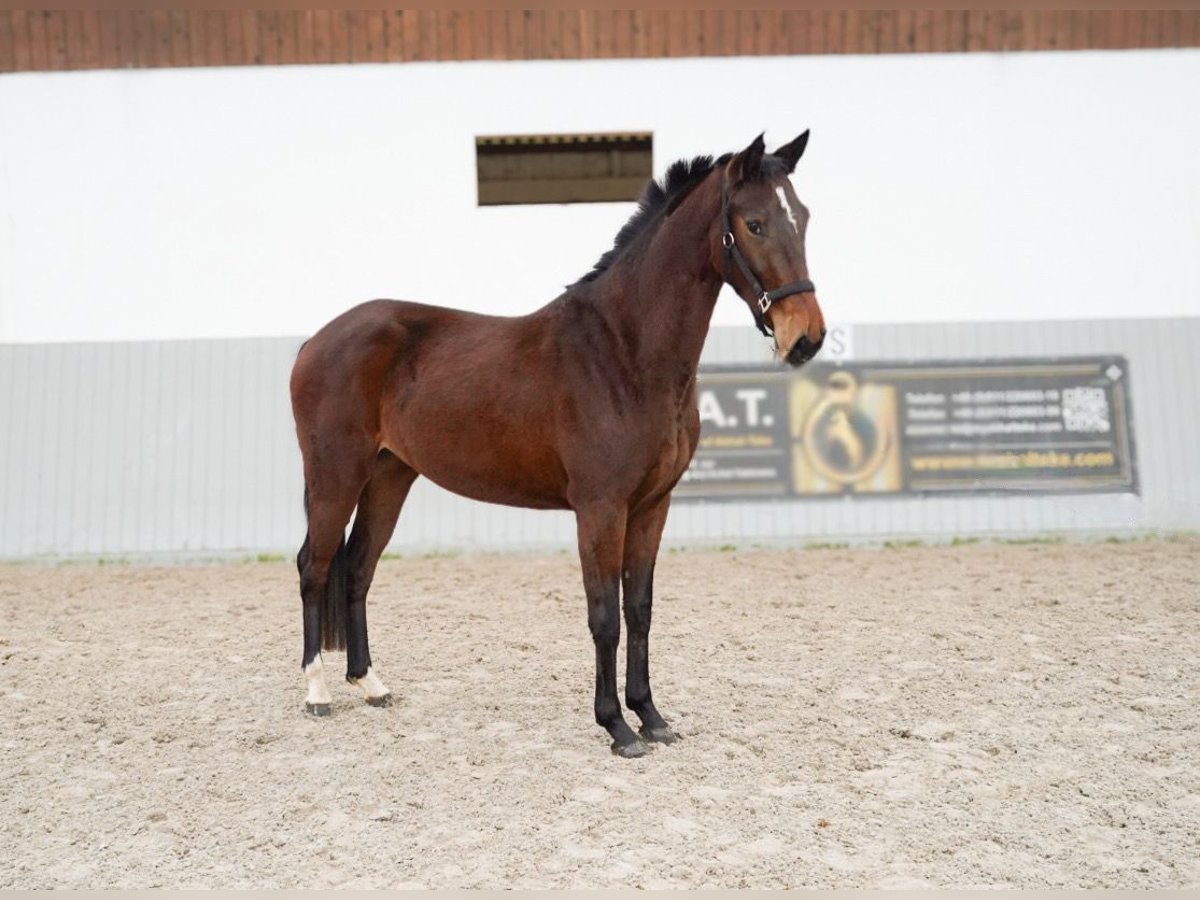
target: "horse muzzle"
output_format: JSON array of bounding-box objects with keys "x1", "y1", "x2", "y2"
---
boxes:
[{"x1": 785, "y1": 330, "x2": 825, "y2": 368}]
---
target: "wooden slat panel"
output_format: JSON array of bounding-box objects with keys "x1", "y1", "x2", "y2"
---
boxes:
[
  {"x1": 894, "y1": 10, "x2": 913, "y2": 53},
  {"x1": 465, "y1": 10, "x2": 489, "y2": 61},
  {"x1": 496, "y1": 9, "x2": 517, "y2": 59},
  {"x1": 648, "y1": 10, "x2": 669, "y2": 58},
  {"x1": 0, "y1": 12, "x2": 15, "y2": 72},
  {"x1": 62, "y1": 11, "x2": 83, "y2": 71},
  {"x1": 912, "y1": 10, "x2": 933, "y2": 53},
  {"x1": 293, "y1": 10, "x2": 312, "y2": 64},
  {"x1": 345, "y1": 10, "x2": 364, "y2": 63},
  {"x1": 778, "y1": 10, "x2": 803, "y2": 57},
  {"x1": 1050, "y1": 11, "x2": 1072, "y2": 50},
  {"x1": 950, "y1": 10, "x2": 970, "y2": 52},
  {"x1": 168, "y1": 10, "x2": 190, "y2": 67},
  {"x1": 381, "y1": 9, "x2": 403, "y2": 62},
  {"x1": 112, "y1": 11, "x2": 134, "y2": 69},
  {"x1": 402, "y1": 10, "x2": 422, "y2": 61},
  {"x1": 132, "y1": 10, "x2": 156, "y2": 68},
  {"x1": 842, "y1": 11, "x2": 861, "y2": 55},
  {"x1": 698, "y1": 9, "x2": 718, "y2": 56},
  {"x1": 240, "y1": 10, "x2": 262, "y2": 66},
  {"x1": 435, "y1": 10, "x2": 456, "y2": 61},
  {"x1": 278, "y1": 10, "x2": 298, "y2": 66},
  {"x1": 44, "y1": 11, "x2": 67, "y2": 71},
  {"x1": 224, "y1": 9, "x2": 245, "y2": 66},
  {"x1": 185, "y1": 11, "x2": 206, "y2": 69},
  {"x1": 724, "y1": 10, "x2": 744, "y2": 56},
  {"x1": 257, "y1": 11, "x2": 280, "y2": 67},
  {"x1": 859, "y1": 10, "x2": 878, "y2": 54},
  {"x1": 754, "y1": 9, "x2": 772, "y2": 55},
  {"x1": 966, "y1": 10, "x2": 988, "y2": 52},
  {"x1": 1143, "y1": 10, "x2": 1163, "y2": 49},
  {"x1": 420, "y1": 9, "x2": 444, "y2": 61},
  {"x1": 95, "y1": 11, "x2": 117, "y2": 70},
  {"x1": 452, "y1": 11, "x2": 474, "y2": 61},
  {"x1": 328, "y1": 10, "x2": 350, "y2": 64},
  {"x1": 878, "y1": 10, "x2": 900, "y2": 54},
  {"x1": 7, "y1": 10, "x2": 1197, "y2": 72},
  {"x1": 593, "y1": 10, "x2": 614, "y2": 59},
  {"x1": 486, "y1": 10, "x2": 506, "y2": 60},
  {"x1": 12, "y1": 11, "x2": 32, "y2": 70},
  {"x1": 304, "y1": 10, "x2": 328, "y2": 65},
  {"x1": 561, "y1": 10, "x2": 582, "y2": 60},
  {"x1": 150, "y1": 10, "x2": 171, "y2": 68},
  {"x1": 524, "y1": 9, "x2": 543, "y2": 59},
  {"x1": 1182, "y1": 12, "x2": 1200, "y2": 46},
  {"x1": 202, "y1": 11, "x2": 225, "y2": 69},
  {"x1": 627, "y1": 10, "x2": 646, "y2": 57},
  {"x1": 985, "y1": 8, "x2": 1004, "y2": 51},
  {"x1": 998, "y1": 11, "x2": 1022, "y2": 51},
  {"x1": 665, "y1": 10, "x2": 685, "y2": 58},
  {"x1": 808, "y1": 11, "x2": 827, "y2": 56},
  {"x1": 364, "y1": 10, "x2": 383, "y2": 62},
  {"x1": 550, "y1": 10, "x2": 568, "y2": 59},
  {"x1": 1158, "y1": 11, "x2": 1179, "y2": 48}
]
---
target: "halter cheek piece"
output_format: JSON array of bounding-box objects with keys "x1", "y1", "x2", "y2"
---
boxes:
[{"x1": 720, "y1": 175, "x2": 816, "y2": 338}]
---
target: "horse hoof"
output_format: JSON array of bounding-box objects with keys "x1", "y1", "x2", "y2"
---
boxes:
[
  {"x1": 640, "y1": 725, "x2": 680, "y2": 745},
  {"x1": 305, "y1": 702, "x2": 332, "y2": 717},
  {"x1": 365, "y1": 693, "x2": 393, "y2": 708},
  {"x1": 611, "y1": 739, "x2": 650, "y2": 759}
]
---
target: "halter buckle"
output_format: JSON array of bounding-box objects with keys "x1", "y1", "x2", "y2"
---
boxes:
[
  {"x1": 721, "y1": 231, "x2": 735, "y2": 250},
  {"x1": 758, "y1": 292, "x2": 771, "y2": 315}
]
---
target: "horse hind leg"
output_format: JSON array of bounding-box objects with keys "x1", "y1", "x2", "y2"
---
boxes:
[
  {"x1": 344, "y1": 451, "x2": 418, "y2": 707},
  {"x1": 297, "y1": 486, "x2": 361, "y2": 716}
]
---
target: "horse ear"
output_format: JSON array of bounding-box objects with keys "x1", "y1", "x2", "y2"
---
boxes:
[
  {"x1": 772, "y1": 130, "x2": 810, "y2": 174},
  {"x1": 727, "y1": 133, "x2": 766, "y2": 184}
]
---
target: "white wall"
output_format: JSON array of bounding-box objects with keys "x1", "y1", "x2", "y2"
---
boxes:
[{"x1": 1, "y1": 49, "x2": 1198, "y2": 344}]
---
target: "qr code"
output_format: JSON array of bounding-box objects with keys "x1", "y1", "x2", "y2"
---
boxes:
[{"x1": 1061, "y1": 386, "x2": 1110, "y2": 433}]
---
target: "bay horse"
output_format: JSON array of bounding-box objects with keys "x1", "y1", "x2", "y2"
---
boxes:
[{"x1": 289, "y1": 132, "x2": 825, "y2": 757}]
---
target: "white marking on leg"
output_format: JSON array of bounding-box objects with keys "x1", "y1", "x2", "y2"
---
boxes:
[
  {"x1": 775, "y1": 186, "x2": 799, "y2": 234},
  {"x1": 304, "y1": 655, "x2": 332, "y2": 706},
  {"x1": 350, "y1": 667, "x2": 390, "y2": 700}
]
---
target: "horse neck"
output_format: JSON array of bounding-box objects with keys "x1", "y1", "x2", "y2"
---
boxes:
[{"x1": 601, "y1": 176, "x2": 724, "y2": 373}]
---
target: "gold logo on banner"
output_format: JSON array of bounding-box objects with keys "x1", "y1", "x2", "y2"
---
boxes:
[{"x1": 789, "y1": 370, "x2": 901, "y2": 493}]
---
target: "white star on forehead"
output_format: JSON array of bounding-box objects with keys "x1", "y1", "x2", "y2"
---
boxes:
[{"x1": 775, "y1": 186, "x2": 799, "y2": 234}]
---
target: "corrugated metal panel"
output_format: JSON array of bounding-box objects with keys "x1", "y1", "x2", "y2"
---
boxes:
[{"x1": 0, "y1": 317, "x2": 1196, "y2": 560}]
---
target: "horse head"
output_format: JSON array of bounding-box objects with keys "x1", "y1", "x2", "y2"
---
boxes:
[{"x1": 713, "y1": 131, "x2": 826, "y2": 367}]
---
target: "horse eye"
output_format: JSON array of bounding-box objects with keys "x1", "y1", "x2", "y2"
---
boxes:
[{"x1": 746, "y1": 220, "x2": 763, "y2": 236}]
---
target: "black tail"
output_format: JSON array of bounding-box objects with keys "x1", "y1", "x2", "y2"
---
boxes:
[
  {"x1": 321, "y1": 537, "x2": 349, "y2": 652},
  {"x1": 300, "y1": 486, "x2": 349, "y2": 653}
]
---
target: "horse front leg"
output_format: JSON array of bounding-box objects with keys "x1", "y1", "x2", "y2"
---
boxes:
[
  {"x1": 575, "y1": 502, "x2": 646, "y2": 758},
  {"x1": 623, "y1": 495, "x2": 679, "y2": 744}
]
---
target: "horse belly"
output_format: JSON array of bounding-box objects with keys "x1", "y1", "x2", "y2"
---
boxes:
[{"x1": 382, "y1": 411, "x2": 569, "y2": 511}]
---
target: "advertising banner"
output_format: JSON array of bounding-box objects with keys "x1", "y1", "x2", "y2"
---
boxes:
[{"x1": 676, "y1": 357, "x2": 1136, "y2": 500}]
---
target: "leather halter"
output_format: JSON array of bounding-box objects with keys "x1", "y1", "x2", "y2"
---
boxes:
[{"x1": 720, "y1": 175, "x2": 816, "y2": 338}]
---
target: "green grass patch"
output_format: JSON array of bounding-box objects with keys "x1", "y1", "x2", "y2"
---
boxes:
[
  {"x1": 997, "y1": 535, "x2": 1066, "y2": 546},
  {"x1": 883, "y1": 539, "x2": 925, "y2": 550}
]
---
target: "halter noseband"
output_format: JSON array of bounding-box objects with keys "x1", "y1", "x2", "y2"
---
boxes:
[{"x1": 720, "y1": 175, "x2": 816, "y2": 338}]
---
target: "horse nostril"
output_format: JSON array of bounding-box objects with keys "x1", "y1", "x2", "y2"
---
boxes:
[{"x1": 786, "y1": 334, "x2": 821, "y2": 368}]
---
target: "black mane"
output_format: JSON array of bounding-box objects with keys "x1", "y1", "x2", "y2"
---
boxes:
[{"x1": 572, "y1": 153, "x2": 731, "y2": 286}]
